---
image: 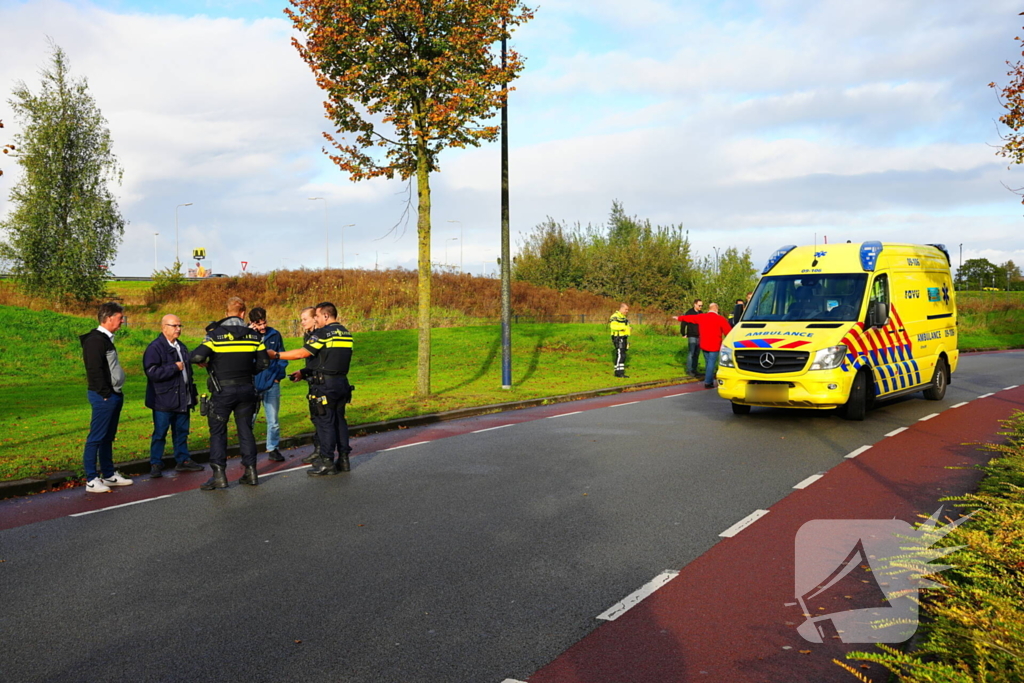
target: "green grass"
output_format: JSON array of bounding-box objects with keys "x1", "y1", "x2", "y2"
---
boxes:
[
  {"x1": 957, "y1": 291, "x2": 1024, "y2": 351},
  {"x1": 0, "y1": 305, "x2": 693, "y2": 482}
]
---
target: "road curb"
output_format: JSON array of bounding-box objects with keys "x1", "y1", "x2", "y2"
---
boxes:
[{"x1": 0, "y1": 376, "x2": 693, "y2": 500}]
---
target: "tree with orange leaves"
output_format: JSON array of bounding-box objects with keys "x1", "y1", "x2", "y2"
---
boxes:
[
  {"x1": 286, "y1": 0, "x2": 534, "y2": 396},
  {"x1": 991, "y1": 17, "x2": 1024, "y2": 199}
]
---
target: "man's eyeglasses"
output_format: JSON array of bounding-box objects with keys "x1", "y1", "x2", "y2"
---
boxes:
[{"x1": 164, "y1": 324, "x2": 183, "y2": 328}]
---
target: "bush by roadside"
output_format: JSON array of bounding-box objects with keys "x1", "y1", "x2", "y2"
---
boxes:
[{"x1": 837, "y1": 411, "x2": 1024, "y2": 682}]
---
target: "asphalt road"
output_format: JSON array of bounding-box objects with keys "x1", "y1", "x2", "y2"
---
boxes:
[{"x1": 1, "y1": 351, "x2": 1021, "y2": 683}]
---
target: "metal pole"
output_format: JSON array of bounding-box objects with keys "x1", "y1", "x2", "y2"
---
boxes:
[
  {"x1": 175, "y1": 203, "x2": 192, "y2": 269},
  {"x1": 959, "y1": 243, "x2": 963, "y2": 288},
  {"x1": 153, "y1": 232, "x2": 159, "y2": 271},
  {"x1": 500, "y1": 23, "x2": 512, "y2": 389}
]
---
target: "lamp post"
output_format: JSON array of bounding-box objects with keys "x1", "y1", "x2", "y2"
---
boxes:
[
  {"x1": 713, "y1": 246, "x2": 721, "y2": 274},
  {"x1": 153, "y1": 232, "x2": 159, "y2": 271},
  {"x1": 958, "y1": 243, "x2": 963, "y2": 288},
  {"x1": 375, "y1": 252, "x2": 389, "y2": 270},
  {"x1": 447, "y1": 220, "x2": 463, "y2": 272},
  {"x1": 175, "y1": 203, "x2": 192, "y2": 269},
  {"x1": 445, "y1": 237, "x2": 458, "y2": 266},
  {"x1": 308, "y1": 197, "x2": 328, "y2": 268}
]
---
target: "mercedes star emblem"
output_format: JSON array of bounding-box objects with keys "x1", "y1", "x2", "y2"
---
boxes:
[{"x1": 759, "y1": 352, "x2": 776, "y2": 369}]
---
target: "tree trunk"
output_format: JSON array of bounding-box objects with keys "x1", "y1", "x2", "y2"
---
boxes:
[{"x1": 415, "y1": 130, "x2": 432, "y2": 396}]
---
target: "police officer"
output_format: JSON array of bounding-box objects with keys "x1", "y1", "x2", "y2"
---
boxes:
[
  {"x1": 190, "y1": 297, "x2": 269, "y2": 490},
  {"x1": 270, "y1": 301, "x2": 353, "y2": 477},
  {"x1": 287, "y1": 307, "x2": 322, "y2": 465},
  {"x1": 610, "y1": 302, "x2": 631, "y2": 378}
]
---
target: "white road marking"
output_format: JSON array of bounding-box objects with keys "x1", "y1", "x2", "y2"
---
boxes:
[
  {"x1": 596, "y1": 570, "x2": 679, "y2": 621},
  {"x1": 471, "y1": 424, "x2": 513, "y2": 434},
  {"x1": 261, "y1": 465, "x2": 308, "y2": 478},
  {"x1": 978, "y1": 393, "x2": 994, "y2": 399},
  {"x1": 662, "y1": 393, "x2": 688, "y2": 398},
  {"x1": 950, "y1": 401, "x2": 969, "y2": 409},
  {"x1": 381, "y1": 441, "x2": 429, "y2": 452},
  {"x1": 793, "y1": 474, "x2": 824, "y2": 489},
  {"x1": 611, "y1": 401, "x2": 640, "y2": 407},
  {"x1": 918, "y1": 413, "x2": 940, "y2": 422},
  {"x1": 885, "y1": 427, "x2": 908, "y2": 437},
  {"x1": 70, "y1": 493, "x2": 177, "y2": 517},
  {"x1": 501, "y1": 679, "x2": 528, "y2": 683},
  {"x1": 845, "y1": 445, "x2": 872, "y2": 459},
  {"x1": 719, "y1": 509, "x2": 769, "y2": 538},
  {"x1": 1004, "y1": 385, "x2": 1019, "y2": 390},
  {"x1": 546, "y1": 411, "x2": 582, "y2": 419}
]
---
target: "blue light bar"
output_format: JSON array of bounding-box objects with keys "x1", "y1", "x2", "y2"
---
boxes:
[
  {"x1": 860, "y1": 241, "x2": 883, "y2": 271},
  {"x1": 762, "y1": 245, "x2": 796, "y2": 275}
]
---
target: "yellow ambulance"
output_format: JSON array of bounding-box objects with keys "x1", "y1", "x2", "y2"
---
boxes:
[{"x1": 716, "y1": 242, "x2": 957, "y2": 420}]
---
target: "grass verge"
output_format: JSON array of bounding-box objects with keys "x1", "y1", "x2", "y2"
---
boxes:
[
  {"x1": 0, "y1": 305, "x2": 695, "y2": 482},
  {"x1": 837, "y1": 411, "x2": 1024, "y2": 682}
]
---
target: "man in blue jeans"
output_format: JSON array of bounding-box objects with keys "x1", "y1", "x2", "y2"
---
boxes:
[
  {"x1": 79, "y1": 302, "x2": 134, "y2": 493},
  {"x1": 249, "y1": 308, "x2": 288, "y2": 462},
  {"x1": 144, "y1": 314, "x2": 203, "y2": 477}
]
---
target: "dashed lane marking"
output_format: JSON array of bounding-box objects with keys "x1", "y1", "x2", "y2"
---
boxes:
[
  {"x1": 978, "y1": 393, "x2": 994, "y2": 399},
  {"x1": 611, "y1": 401, "x2": 640, "y2": 407},
  {"x1": 845, "y1": 445, "x2": 872, "y2": 459},
  {"x1": 69, "y1": 493, "x2": 177, "y2": 517},
  {"x1": 596, "y1": 570, "x2": 679, "y2": 621},
  {"x1": 919, "y1": 413, "x2": 940, "y2": 422},
  {"x1": 662, "y1": 393, "x2": 688, "y2": 398},
  {"x1": 547, "y1": 411, "x2": 583, "y2": 419},
  {"x1": 719, "y1": 509, "x2": 769, "y2": 538},
  {"x1": 501, "y1": 679, "x2": 528, "y2": 683},
  {"x1": 381, "y1": 441, "x2": 429, "y2": 452},
  {"x1": 886, "y1": 427, "x2": 908, "y2": 437},
  {"x1": 1004, "y1": 385, "x2": 1019, "y2": 390},
  {"x1": 793, "y1": 474, "x2": 824, "y2": 489},
  {"x1": 261, "y1": 465, "x2": 308, "y2": 478},
  {"x1": 471, "y1": 424, "x2": 513, "y2": 434},
  {"x1": 950, "y1": 401, "x2": 969, "y2": 409}
]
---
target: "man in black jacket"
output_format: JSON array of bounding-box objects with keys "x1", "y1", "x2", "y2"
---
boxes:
[
  {"x1": 144, "y1": 314, "x2": 203, "y2": 477},
  {"x1": 681, "y1": 299, "x2": 703, "y2": 377},
  {"x1": 190, "y1": 297, "x2": 269, "y2": 490},
  {"x1": 80, "y1": 302, "x2": 134, "y2": 493}
]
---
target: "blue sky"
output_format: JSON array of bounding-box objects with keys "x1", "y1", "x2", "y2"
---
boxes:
[{"x1": 2, "y1": 0, "x2": 1023, "y2": 280}]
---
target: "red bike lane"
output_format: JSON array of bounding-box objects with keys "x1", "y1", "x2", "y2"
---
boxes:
[{"x1": 523, "y1": 386, "x2": 1024, "y2": 683}]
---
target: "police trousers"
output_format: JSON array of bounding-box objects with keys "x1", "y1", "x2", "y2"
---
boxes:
[
  {"x1": 208, "y1": 383, "x2": 257, "y2": 468},
  {"x1": 612, "y1": 335, "x2": 629, "y2": 373},
  {"x1": 311, "y1": 375, "x2": 351, "y2": 464}
]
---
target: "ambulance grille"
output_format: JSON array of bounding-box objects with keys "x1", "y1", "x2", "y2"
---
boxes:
[{"x1": 735, "y1": 349, "x2": 810, "y2": 374}]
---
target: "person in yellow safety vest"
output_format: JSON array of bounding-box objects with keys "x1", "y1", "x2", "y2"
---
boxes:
[{"x1": 609, "y1": 303, "x2": 631, "y2": 378}]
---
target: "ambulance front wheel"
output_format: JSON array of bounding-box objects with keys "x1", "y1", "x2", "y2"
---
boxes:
[
  {"x1": 839, "y1": 370, "x2": 869, "y2": 421},
  {"x1": 923, "y1": 357, "x2": 949, "y2": 401},
  {"x1": 731, "y1": 402, "x2": 751, "y2": 415}
]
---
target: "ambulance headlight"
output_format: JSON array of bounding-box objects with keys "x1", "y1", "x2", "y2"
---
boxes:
[
  {"x1": 809, "y1": 345, "x2": 847, "y2": 371},
  {"x1": 719, "y1": 347, "x2": 735, "y2": 368}
]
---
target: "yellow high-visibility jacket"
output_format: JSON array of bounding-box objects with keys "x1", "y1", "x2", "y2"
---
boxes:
[{"x1": 610, "y1": 311, "x2": 631, "y2": 337}]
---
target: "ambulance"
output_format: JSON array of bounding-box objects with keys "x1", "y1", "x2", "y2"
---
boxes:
[{"x1": 716, "y1": 242, "x2": 958, "y2": 420}]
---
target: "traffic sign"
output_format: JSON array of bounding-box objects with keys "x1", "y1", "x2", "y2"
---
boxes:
[{"x1": 241, "y1": 261, "x2": 248, "y2": 271}]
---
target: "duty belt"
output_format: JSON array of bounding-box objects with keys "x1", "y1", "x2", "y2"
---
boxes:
[{"x1": 218, "y1": 378, "x2": 254, "y2": 387}]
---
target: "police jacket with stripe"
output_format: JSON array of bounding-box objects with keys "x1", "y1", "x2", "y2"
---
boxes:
[
  {"x1": 303, "y1": 321, "x2": 353, "y2": 375},
  {"x1": 189, "y1": 316, "x2": 270, "y2": 384}
]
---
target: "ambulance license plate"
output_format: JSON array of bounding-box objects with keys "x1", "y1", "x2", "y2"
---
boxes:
[{"x1": 746, "y1": 383, "x2": 789, "y2": 403}]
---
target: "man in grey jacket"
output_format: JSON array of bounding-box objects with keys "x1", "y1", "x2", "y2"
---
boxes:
[{"x1": 79, "y1": 302, "x2": 134, "y2": 493}]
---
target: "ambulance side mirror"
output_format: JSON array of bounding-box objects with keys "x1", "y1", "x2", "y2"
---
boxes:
[{"x1": 866, "y1": 301, "x2": 889, "y2": 328}]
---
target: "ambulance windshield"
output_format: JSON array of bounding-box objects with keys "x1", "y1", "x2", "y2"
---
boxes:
[{"x1": 745, "y1": 274, "x2": 869, "y2": 322}]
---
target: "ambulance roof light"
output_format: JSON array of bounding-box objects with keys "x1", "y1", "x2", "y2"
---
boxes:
[
  {"x1": 926, "y1": 243, "x2": 951, "y2": 266},
  {"x1": 860, "y1": 241, "x2": 883, "y2": 271},
  {"x1": 762, "y1": 245, "x2": 796, "y2": 275}
]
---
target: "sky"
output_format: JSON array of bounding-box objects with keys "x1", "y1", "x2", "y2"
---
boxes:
[{"x1": 1, "y1": 0, "x2": 1023, "y2": 278}]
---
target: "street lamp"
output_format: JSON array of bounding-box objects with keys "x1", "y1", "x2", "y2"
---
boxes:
[
  {"x1": 308, "y1": 197, "x2": 328, "y2": 269},
  {"x1": 445, "y1": 237, "x2": 458, "y2": 266},
  {"x1": 713, "y1": 246, "x2": 721, "y2": 273},
  {"x1": 153, "y1": 232, "x2": 159, "y2": 271},
  {"x1": 175, "y1": 203, "x2": 192, "y2": 268},
  {"x1": 375, "y1": 251, "x2": 389, "y2": 270},
  {"x1": 447, "y1": 220, "x2": 463, "y2": 272}
]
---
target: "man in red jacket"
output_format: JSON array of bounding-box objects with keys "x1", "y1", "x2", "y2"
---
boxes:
[{"x1": 677, "y1": 302, "x2": 733, "y2": 388}]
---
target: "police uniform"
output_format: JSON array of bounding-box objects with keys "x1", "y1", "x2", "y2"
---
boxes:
[
  {"x1": 610, "y1": 310, "x2": 631, "y2": 378},
  {"x1": 190, "y1": 316, "x2": 269, "y2": 488},
  {"x1": 303, "y1": 321, "x2": 354, "y2": 476},
  {"x1": 298, "y1": 327, "x2": 322, "y2": 465}
]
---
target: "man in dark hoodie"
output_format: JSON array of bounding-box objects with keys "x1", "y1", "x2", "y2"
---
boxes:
[{"x1": 80, "y1": 302, "x2": 134, "y2": 493}]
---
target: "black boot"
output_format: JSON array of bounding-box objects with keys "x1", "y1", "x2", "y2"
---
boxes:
[
  {"x1": 200, "y1": 464, "x2": 228, "y2": 490},
  {"x1": 301, "y1": 444, "x2": 321, "y2": 465},
  {"x1": 307, "y1": 456, "x2": 339, "y2": 477},
  {"x1": 238, "y1": 465, "x2": 259, "y2": 486},
  {"x1": 337, "y1": 451, "x2": 351, "y2": 473}
]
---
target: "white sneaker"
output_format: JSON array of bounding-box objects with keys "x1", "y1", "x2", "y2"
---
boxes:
[
  {"x1": 101, "y1": 471, "x2": 134, "y2": 487},
  {"x1": 86, "y1": 478, "x2": 111, "y2": 494}
]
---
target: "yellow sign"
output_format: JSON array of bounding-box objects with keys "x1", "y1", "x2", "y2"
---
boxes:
[{"x1": 193, "y1": 248, "x2": 206, "y2": 261}]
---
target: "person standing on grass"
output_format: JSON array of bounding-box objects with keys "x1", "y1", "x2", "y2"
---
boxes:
[
  {"x1": 610, "y1": 303, "x2": 631, "y2": 378},
  {"x1": 681, "y1": 298, "x2": 703, "y2": 378},
  {"x1": 676, "y1": 302, "x2": 733, "y2": 389},
  {"x1": 79, "y1": 302, "x2": 134, "y2": 493},
  {"x1": 288, "y1": 307, "x2": 322, "y2": 465},
  {"x1": 249, "y1": 307, "x2": 288, "y2": 462},
  {"x1": 144, "y1": 314, "x2": 203, "y2": 478}
]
